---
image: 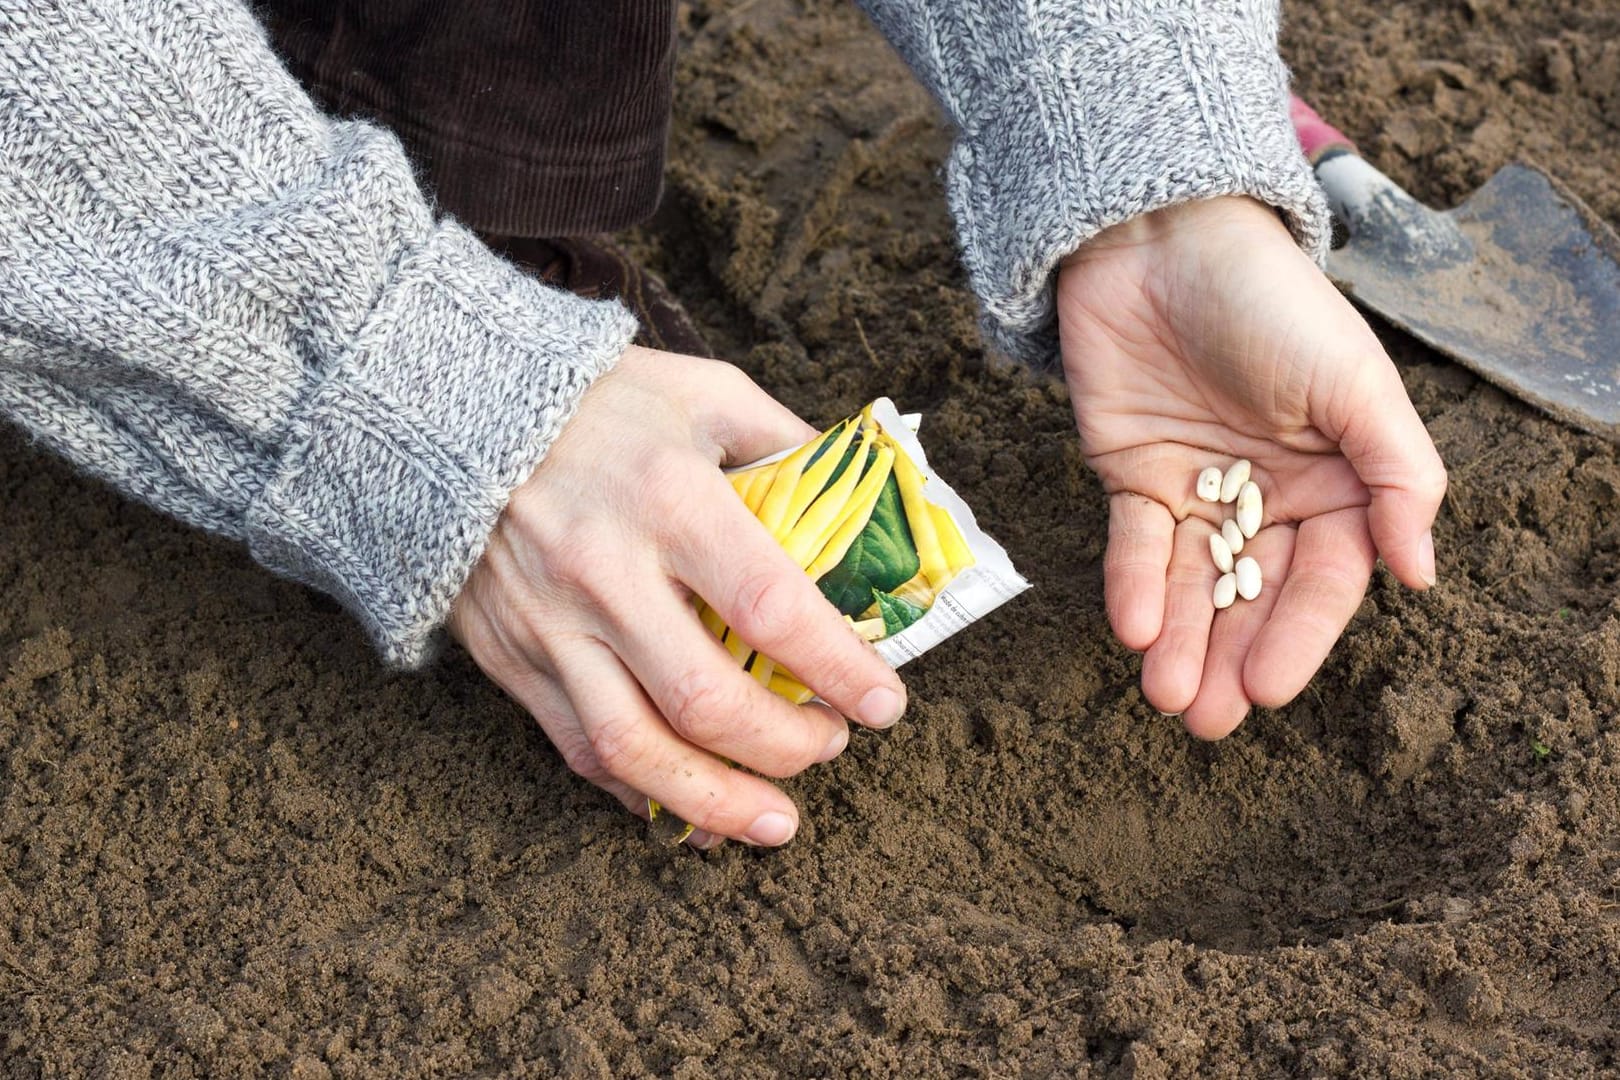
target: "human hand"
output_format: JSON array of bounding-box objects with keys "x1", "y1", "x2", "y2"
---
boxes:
[
  {"x1": 1057, "y1": 196, "x2": 1446, "y2": 738},
  {"x1": 448, "y1": 346, "x2": 907, "y2": 848}
]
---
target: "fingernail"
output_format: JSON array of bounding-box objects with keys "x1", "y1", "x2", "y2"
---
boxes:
[
  {"x1": 817, "y1": 725, "x2": 850, "y2": 763},
  {"x1": 746, "y1": 811, "x2": 797, "y2": 846},
  {"x1": 858, "y1": 687, "x2": 905, "y2": 729},
  {"x1": 1156, "y1": 710, "x2": 1182, "y2": 719},
  {"x1": 687, "y1": 830, "x2": 724, "y2": 851},
  {"x1": 1419, "y1": 530, "x2": 1437, "y2": 587}
]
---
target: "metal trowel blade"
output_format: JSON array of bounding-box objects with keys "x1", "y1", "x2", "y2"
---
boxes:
[{"x1": 1326, "y1": 162, "x2": 1620, "y2": 441}]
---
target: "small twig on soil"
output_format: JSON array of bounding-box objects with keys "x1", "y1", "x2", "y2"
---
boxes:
[
  {"x1": 854, "y1": 317, "x2": 880, "y2": 367},
  {"x1": 1353, "y1": 896, "x2": 1410, "y2": 917},
  {"x1": 1442, "y1": 441, "x2": 1517, "y2": 532},
  {"x1": 0, "y1": 953, "x2": 49, "y2": 997},
  {"x1": 1484, "y1": 566, "x2": 1533, "y2": 596},
  {"x1": 1452, "y1": 441, "x2": 1513, "y2": 481},
  {"x1": 754, "y1": 111, "x2": 931, "y2": 323},
  {"x1": 1443, "y1": 486, "x2": 1473, "y2": 532},
  {"x1": 1018, "y1": 989, "x2": 1087, "y2": 1020}
]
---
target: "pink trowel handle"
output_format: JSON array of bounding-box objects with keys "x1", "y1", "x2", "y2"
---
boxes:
[
  {"x1": 1287, "y1": 95, "x2": 1462, "y2": 261},
  {"x1": 1289, "y1": 94, "x2": 1358, "y2": 164}
]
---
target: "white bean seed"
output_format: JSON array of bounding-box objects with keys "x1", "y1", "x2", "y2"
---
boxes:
[
  {"x1": 1220, "y1": 459, "x2": 1251, "y2": 503},
  {"x1": 1196, "y1": 466, "x2": 1223, "y2": 502},
  {"x1": 1235, "y1": 556, "x2": 1262, "y2": 600},
  {"x1": 1236, "y1": 480, "x2": 1262, "y2": 538},
  {"x1": 1213, "y1": 572, "x2": 1238, "y2": 609},
  {"x1": 1221, "y1": 519, "x2": 1245, "y2": 556},
  {"x1": 1209, "y1": 532, "x2": 1234, "y2": 573}
]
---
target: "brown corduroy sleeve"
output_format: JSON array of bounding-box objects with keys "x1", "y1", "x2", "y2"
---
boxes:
[{"x1": 260, "y1": 0, "x2": 677, "y2": 237}]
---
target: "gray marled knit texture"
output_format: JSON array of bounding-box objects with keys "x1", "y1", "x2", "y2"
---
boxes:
[
  {"x1": 856, "y1": 0, "x2": 1332, "y2": 366},
  {"x1": 0, "y1": 0, "x2": 638, "y2": 666},
  {"x1": 0, "y1": 0, "x2": 1328, "y2": 667}
]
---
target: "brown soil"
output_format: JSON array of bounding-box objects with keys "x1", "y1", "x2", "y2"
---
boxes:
[{"x1": 5, "y1": 1, "x2": 1620, "y2": 1075}]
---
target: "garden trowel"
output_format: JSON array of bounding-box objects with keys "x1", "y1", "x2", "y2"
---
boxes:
[{"x1": 1291, "y1": 95, "x2": 1620, "y2": 442}]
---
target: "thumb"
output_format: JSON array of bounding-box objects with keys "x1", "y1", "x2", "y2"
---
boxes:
[
  {"x1": 692, "y1": 359, "x2": 819, "y2": 467},
  {"x1": 1322, "y1": 349, "x2": 1447, "y2": 589}
]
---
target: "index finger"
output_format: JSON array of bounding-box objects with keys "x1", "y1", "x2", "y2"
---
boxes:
[
  {"x1": 1321, "y1": 351, "x2": 1447, "y2": 590},
  {"x1": 667, "y1": 469, "x2": 907, "y2": 730},
  {"x1": 601, "y1": 575, "x2": 853, "y2": 778}
]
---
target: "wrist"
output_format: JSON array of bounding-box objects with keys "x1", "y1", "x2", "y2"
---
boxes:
[
  {"x1": 247, "y1": 222, "x2": 637, "y2": 668},
  {"x1": 1063, "y1": 196, "x2": 1292, "y2": 265}
]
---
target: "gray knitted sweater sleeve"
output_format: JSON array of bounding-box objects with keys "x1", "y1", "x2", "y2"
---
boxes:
[
  {"x1": 855, "y1": 0, "x2": 1332, "y2": 365},
  {"x1": 0, "y1": 1, "x2": 637, "y2": 666}
]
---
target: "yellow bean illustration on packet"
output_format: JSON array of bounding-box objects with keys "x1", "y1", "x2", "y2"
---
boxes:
[{"x1": 650, "y1": 398, "x2": 1030, "y2": 842}]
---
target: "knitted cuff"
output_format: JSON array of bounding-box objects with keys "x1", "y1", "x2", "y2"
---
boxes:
[
  {"x1": 245, "y1": 223, "x2": 639, "y2": 667},
  {"x1": 944, "y1": 7, "x2": 1331, "y2": 368}
]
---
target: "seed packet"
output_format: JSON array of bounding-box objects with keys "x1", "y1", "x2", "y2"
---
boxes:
[{"x1": 651, "y1": 398, "x2": 1030, "y2": 842}]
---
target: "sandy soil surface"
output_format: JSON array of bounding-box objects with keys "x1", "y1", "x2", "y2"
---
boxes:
[{"x1": 5, "y1": 0, "x2": 1620, "y2": 1075}]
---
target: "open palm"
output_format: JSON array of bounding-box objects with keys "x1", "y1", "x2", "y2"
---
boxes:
[{"x1": 1058, "y1": 197, "x2": 1446, "y2": 737}]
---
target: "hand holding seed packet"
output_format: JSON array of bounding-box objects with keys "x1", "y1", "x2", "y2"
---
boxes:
[{"x1": 651, "y1": 399, "x2": 1029, "y2": 840}]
